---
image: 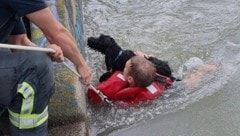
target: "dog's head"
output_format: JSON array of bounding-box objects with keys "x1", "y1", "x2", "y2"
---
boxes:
[{"x1": 87, "y1": 34, "x2": 122, "y2": 55}]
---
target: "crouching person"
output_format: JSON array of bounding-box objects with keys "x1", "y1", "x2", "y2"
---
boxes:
[
  {"x1": 0, "y1": 0, "x2": 92, "y2": 135},
  {"x1": 0, "y1": 51, "x2": 55, "y2": 136}
]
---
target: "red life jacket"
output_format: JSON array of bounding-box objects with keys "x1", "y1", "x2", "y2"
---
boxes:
[{"x1": 87, "y1": 71, "x2": 172, "y2": 106}]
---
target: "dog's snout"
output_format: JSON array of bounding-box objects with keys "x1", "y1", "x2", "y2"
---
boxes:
[
  {"x1": 87, "y1": 37, "x2": 96, "y2": 45},
  {"x1": 87, "y1": 37, "x2": 94, "y2": 42}
]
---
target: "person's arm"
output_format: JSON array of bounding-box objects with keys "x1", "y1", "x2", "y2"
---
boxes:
[
  {"x1": 8, "y1": 18, "x2": 64, "y2": 62},
  {"x1": 26, "y1": 7, "x2": 92, "y2": 85},
  {"x1": 8, "y1": 18, "x2": 37, "y2": 47},
  {"x1": 8, "y1": 34, "x2": 36, "y2": 47},
  {"x1": 8, "y1": 34, "x2": 64, "y2": 63},
  {"x1": 134, "y1": 51, "x2": 154, "y2": 58},
  {"x1": 184, "y1": 64, "x2": 216, "y2": 88}
]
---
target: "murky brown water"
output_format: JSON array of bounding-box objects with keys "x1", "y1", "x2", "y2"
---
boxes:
[{"x1": 82, "y1": 0, "x2": 240, "y2": 135}]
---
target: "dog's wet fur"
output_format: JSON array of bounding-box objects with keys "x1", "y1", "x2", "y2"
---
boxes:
[{"x1": 87, "y1": 34, "x2": 176, "y2": 82}]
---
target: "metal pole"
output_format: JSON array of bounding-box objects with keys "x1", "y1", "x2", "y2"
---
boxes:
[{"x1": 0, "y1": 43, "x2": 56, "y2": 53}]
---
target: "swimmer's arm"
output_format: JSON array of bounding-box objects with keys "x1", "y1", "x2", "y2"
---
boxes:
[{"x1": 184, "y1": 64, "x2": 217, "y2": 88}]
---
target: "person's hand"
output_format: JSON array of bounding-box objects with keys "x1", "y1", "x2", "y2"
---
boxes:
[
  {"x1": 77, "y1": 64, "x2": 92, "y2": 85},
  {"x1": 198, "y1": 64, "x2": 217, "y2": 73},
  {"x1": 46, "y1": 44, "x2": 64, "y2": 62},
  {"x1": 134, "y1": 51, "x2": 154, "y2": 59}
]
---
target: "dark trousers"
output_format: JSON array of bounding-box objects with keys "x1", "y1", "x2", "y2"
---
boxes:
[{"x1": 0, "y1": 50, "x2": 55, "y2": 136}]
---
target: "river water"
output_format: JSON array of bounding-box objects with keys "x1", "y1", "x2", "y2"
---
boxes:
[{"x1": 82, "y1": 0, "x2": 240, "y2": 135}]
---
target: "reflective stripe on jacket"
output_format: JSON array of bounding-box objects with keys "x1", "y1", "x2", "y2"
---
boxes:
[{"x1": 8, "y1": 82, "x2": 48, "y2": 129}]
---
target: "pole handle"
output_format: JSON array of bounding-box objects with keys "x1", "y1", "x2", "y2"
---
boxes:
[{"x1": 0, "y1": 43, "x2": 56, "y2": 53}]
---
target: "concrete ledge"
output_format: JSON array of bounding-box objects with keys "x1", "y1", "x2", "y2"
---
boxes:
[
  {"x1": 48, "y1": 64, "x2": 88, "y2": 135},
  {"x1": 49, "y1": 64, "x2": 87, "y2": 128},
  {"x1": 49, "y1": 122, "x2": 88, "y2": 136},
  {"x1": 30, "y1": 0, "x2": 88, "y2": 133}
]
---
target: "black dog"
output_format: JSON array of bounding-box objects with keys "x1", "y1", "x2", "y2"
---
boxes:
[{"x1": 87, "y1": 34, "x2": 176, "y2": 83}]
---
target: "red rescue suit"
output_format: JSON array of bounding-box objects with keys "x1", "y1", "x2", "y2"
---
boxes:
[{"x1": 87, "y1": 71, "x2": 172, "y2": 106}]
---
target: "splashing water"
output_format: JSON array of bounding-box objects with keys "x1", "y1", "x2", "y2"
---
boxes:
[{"x1": 82, "y1": 0, "x2": 240, "y2": 135}]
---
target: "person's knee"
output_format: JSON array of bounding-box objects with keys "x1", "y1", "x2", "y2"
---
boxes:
[
  {"x1": 28, "y1": 52, "x2": 52, "y2": 69},
  {"x1": 25, "y1": 51, "x2": 55, "y2": 93},
  {"x1": 26, "y1": 52, "x2": 53, "y2": 76},
  {"x1": 33, "y1": 52, "x2": 55, "y2": 86}
]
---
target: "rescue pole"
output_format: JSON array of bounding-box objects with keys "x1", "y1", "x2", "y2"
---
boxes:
[
  {"x1": 0, "y1": 43, "x2": 113, "y2": 106},
  {"x1": 62, "y1": 61, "x2": 113, "y2": 106},
  {"x1": 0, "y1": 43, "x2": 56, "y2": 52}
]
